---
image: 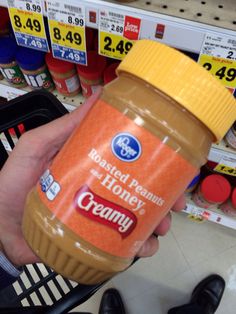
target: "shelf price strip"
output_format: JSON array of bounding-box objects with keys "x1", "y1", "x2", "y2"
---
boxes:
[
  {"x1": 198, "y1": 34, "x2": 236, "y2": 92},
  {"x1": 214, "y1": 156, "x2": 236, "y2": 177},
  {"x1": 47, "y1": 1, "x2": 86, "y2": 65},
  {"x1": 99, "y1": 9, "x2": 141, "y2": 60},
  {"x1": 7, "y1": 0, "x2": 49, "y2": 52}
]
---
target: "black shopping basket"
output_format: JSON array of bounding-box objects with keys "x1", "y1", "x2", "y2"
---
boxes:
[{"x1": 0, "y1": 90, "x2": 107, "y2": 314}]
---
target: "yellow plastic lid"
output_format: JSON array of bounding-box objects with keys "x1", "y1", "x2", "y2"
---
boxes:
[{"x1": 117, "y1": 39, "x2": 236, "y2": 141}]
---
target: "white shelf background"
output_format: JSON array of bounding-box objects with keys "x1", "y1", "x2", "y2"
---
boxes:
[{"x1": 1, "y1": 0, "x2": 236, "y2": 53}]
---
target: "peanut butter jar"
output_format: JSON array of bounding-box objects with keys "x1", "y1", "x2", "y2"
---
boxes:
[{"x1": 23, "y1": 40, "x2": 236, "y2": 284}]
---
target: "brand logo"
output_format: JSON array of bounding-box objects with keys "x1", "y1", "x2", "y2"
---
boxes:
[
  {"x1": 74, "y1": 185, "x2": 137, "y2": 238},
  {"x1": 123, "y1": 16, "x2": 141, "y2": 40},
  {"x1": 111, "y1": 133, "x2": 141, "y2": 162}
]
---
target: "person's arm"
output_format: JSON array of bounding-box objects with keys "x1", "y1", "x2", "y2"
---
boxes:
[{"x1": 0, "y1": 241, "x2": 22, "y2": 290}]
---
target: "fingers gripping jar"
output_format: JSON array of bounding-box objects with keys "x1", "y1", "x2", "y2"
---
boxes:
[{"x1": 23, "y1": 40, "x2": 236, "y2": 285}]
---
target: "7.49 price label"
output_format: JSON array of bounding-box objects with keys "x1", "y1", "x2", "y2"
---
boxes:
[
  {"x1": 7, "y1": 0, "x2": 49, "y2": 51},
  {"x1": 99, "y1": 10, "x2": 141, "y2": 60},
  {"x1": 47, "y1": 1, "x2": 86, "y2": 65},
  {"x1": 199, "y1": 55, "x2": 236, "y2": 88}
]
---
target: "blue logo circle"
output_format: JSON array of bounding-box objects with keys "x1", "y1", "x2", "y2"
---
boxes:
[{"x1": 111, "y1": 133, "x2": 142, "y2": 162}]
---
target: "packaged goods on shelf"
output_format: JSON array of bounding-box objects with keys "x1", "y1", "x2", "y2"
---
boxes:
[
  {"x1": 225, "y1": 122, "x2": 236, "y2": 150},
  {"x1": 0, "y1": 37, "x2": 27, "y2": 87},
  {"x1": 0, "y1": 7, "x2": 10, "y2": 37},
  {"x1": 219, "y1": 188, "x2": 236, "y2": 217},
  {"x1": 46, "y1": 52, "x2": 81, "y2": 97},
  {"x1": 103, "y1": 62, "x2": 120, "y2": 84},
  {"x1": 76, "y1": 50, "x2": 107, "y2": 97},
  {"x1": 192, "y1": 174, "x2": 231, "y2": 209},
  {"x1": 185, "y1": 173, "x2": 201, "y2": 194},
  {"x1": 16, "y1": 47, "x2": 54, "y2": 92}
]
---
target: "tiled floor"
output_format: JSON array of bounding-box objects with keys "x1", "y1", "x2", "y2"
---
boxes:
[{"x1": 74, "y1": 212, "x2": 236, "y2": 314}]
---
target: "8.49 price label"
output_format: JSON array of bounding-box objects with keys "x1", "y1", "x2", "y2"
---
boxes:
[
  {"x1": 99, "y1": 10, "x2": 141, "y2": 60},
  {"x1": 47, "y1": 1, "x2": 86, "y2": 65},
  {"x1": 7, "y1": 0, "x2": 49, "y2": 51}
]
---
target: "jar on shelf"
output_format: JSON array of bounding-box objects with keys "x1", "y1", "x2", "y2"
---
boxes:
[
  {"x1": 16, "y1": 47, "x2": 54, "y2": 91},
  {"x1": 192, "y1": 174, "x2": 231, "y2": 209},
  {"x1": 224, "y1": 122, "x2": 236, "y2": 150},
  {"x1": 46, "y1": 53, "x2": 80, "y2": 97},
  {"x1": 103, "y1": 62, "x2": 120, "y2": 85},
  {"x1": 23, "y1": 40, "x2": 236, "y2": 285},
  {"x1": 219, "y1": 188, "x2": 236, "y2": 217},
  {"x1": 185, "y1": 173, "x2": 201, "y2": 194},
  {"x1": 0, "y1": 7, "x2": 10, "y2": 37},
  {"x1": 0, "y1": 37, "x2": 27, "y2": 87},
  {"x1": 76, "y1": 51, "x2": 107, "y2": 97}
]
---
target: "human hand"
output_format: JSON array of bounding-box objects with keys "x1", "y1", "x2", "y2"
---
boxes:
[
  {"x1": 0, "y1": 88, "x2": 185, "y2": 266},
  {"x1": 0, "y1": 90, "x2": 101, "y2": 267}
]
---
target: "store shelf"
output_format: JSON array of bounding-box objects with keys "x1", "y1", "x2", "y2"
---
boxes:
[
  {"x1": 1, "y1": 0, "x2": 236, "y2": 53},
  {"x1": 0, "y1": 80, "x2": 84, "y2": 112},
  {"x1": 183, "y1": 196, "x2": 236, "y2": 230},
  {"x1": 210, "y1": 142, "x2": 236, "y2": 164}
]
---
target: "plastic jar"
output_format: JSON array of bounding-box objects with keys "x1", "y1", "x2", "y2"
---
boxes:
[
  {"x1": 219, "y1": 188, "x2": 236, "y2": 216},
  {"x1": 16, "y1": 47, "x2": 54, "y2": 91},
  {"x1": 192, "y1": 174, "x2": 231, "y2": 209},
  {"x1": 185, "y1": 173, "x2": 201, "y2": 194},
  {"x1": 103, "y1": 62, "x2": 120, "y2": 85},
  {"x1": 23, "y1": 40, "x2": 236, "y2": 284},
  {"x1": 46, "y1": 53, "x2": 80, "y2": 97},
  {"x1": 76, "y1": 51, "x2": 107, "y2": 97},
  {"x1": 0, "y1": 37, "x2": 26, "y2": 87},
  {"x1": 225, "y1": 122, "x2": 236, "y2": 150},
  {"x1": 0, "y1": 7, "x2": 10, "y2": 37}
]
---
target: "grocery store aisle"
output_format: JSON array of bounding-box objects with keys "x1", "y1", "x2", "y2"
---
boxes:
[{"x1": 74, "y1": 212, "x2": 236, "y2": 314}]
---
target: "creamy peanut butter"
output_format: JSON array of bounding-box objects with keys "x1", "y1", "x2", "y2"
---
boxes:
[{"x1": 22, "y1": 40, "x2": 236, "y2": 284}]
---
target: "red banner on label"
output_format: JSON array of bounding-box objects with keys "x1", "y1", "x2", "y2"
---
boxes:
[{"x1": 74, "y1": 185, "x2": 137, "y2": 238}]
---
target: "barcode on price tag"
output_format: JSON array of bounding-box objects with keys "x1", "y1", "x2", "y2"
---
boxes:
[
  {"x1": 47, "y1": 0, "x2": 86, "y2": 65},
  {"x1": 198, "y1": 33, "x2": 236, "y2": 91},
  {"x1": 7, "y1": 0, "x2": 49, "y2": 52},
  {"x1": 99, "y1": 9, "x2": 141, "y2": 60},
  {"x1": 214, "y1": 156, "x2": 236, "y2": 176}
]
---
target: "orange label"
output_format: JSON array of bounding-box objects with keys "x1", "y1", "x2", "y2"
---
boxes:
[{"x1": 37, "y1": 100, "x2": 197, "y2": 258}]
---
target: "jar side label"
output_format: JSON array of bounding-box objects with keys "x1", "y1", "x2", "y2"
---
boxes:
[
  {"x1": 0, "y1": 64, "x2": 26, "y2": 86},
  {"x1": 52, "y1": 73, "x2": 80, "y2": 94},
  {"x1": 37, "y1": 99, "x2": 197, "y2": 257},
  {"x1": 23, "y1": 68, "x2": 54, "y2": 91}
]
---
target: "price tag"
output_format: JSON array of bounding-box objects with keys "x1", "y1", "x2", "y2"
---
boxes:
[
  {"x1": 7, "y1": 0, "x2": 49, "y2": 52},
  {"x1": 199, "y1": 34, "x2": 236, "y2": 90},
  {"x1": 187, "y1": 206, "x2": 206, "y2": 223},
  {"x1": 214, "y1": 156, "x2": 236, "y2": 176},
  {"x1": 47, "y1": 1, "x2": 86, "y2": 65},
  {"x1": 99, "y1": 9, "x2": 141, "y2": 60}
]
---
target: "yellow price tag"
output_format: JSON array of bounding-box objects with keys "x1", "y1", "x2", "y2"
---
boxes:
[
  {"x1": 199, "y1": 54, "x2": 236, "y2": 88},
  {"x1": 9, "y1": 7, "x2": 45, "y2": 38},
  {"x1": 99, "y1": 31, "x2": 134, "y2": 60},
  {"x1": 49, "y1": 20, "x2": 85, "y2": 51},
  {"x1": 214, "y1": 164, "x2": 236, "y2": 176}
]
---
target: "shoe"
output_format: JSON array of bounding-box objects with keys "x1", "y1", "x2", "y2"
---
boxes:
[
  {"x1": 168, "y1": 274, "x2": 225, "y2": 314},
  {"x1": 99, "y1": 288, "x2": 126, "y2": 314},
  {"x1": 191, "y1": 274, "x2": 225, "y2": 314}
]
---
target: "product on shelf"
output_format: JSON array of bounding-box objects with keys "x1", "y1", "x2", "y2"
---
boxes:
[
  {"x1": 0, "y1": 37, "x2": 27, "y2": 87},
  {"x1": 192, "y1": 174, "x2": 231, "y2": 209},
  {"x1": 224, "y1": 122, "x2": 236, "y2": 150},
  {"x1": 76, "y1": 50, "x2": 107, "y2": 97},
  {"x1": 219, "y1": 188, "x2": 236, "y2": 217},
  {"x1": 23, "y1": 40, "x2": 236, "y2": 285},
  {"x1": 86, "y1": 27, "x2": 95, "y2": 51},
  {"x1": 16, "y1": 47, "x2": 54, "y2": 91},
  {"x1": 185, "y1": 173, "x2": 201, "y2": 194},
  {"x1": 0, "y1": 7, "x2": 10, "y2": 37},
  {"x1": 103, "y1": 62, "x2": 120, "y2": 84},
  {"x1": 46, "y1": 52, "x2": 80, "y2": 97}
]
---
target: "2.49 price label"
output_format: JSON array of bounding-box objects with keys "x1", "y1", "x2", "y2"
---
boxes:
[
  {"x1": 7, "y1": 0, "x2": 49, "y2": 51},
  {"x1": 199, "y1": 55, "x2": 236, "y2": 88},
  {"x1": 100, "y1": 32, "x2": 133, "y2": 59},
  {"x1": 99, "y1": 10, "x2": 141, "y2": 60},
  {"x1": 47, "y1": 1, "x2": 86, "y2": 65}
]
